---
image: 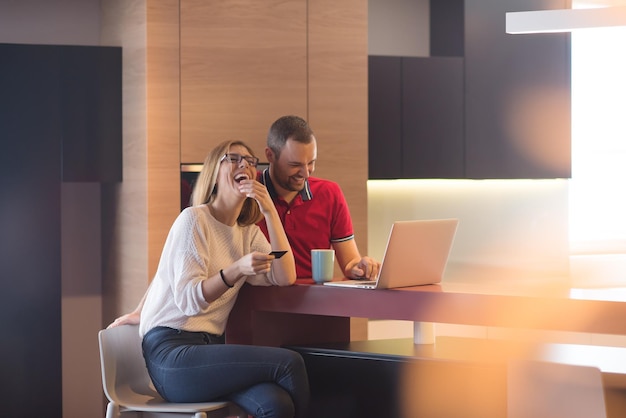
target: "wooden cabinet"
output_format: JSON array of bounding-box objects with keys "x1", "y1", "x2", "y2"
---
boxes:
[
  {"x1": 180, "y1": 0, "x2": 308, "y2": 162},
  {"x1": 307, "y1": 0, "x2": 369, "y2": 256},
  {"x1": 369, "y1": 0, "x2": 571, "y2": 180},
  {"x1": 178, "y1": 0, "x2": 369, "y2": 258},
  {"x1": 139, "y1": 0, "x2": 368, "y2": 283}
]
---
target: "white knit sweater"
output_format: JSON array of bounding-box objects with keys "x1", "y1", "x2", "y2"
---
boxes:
[{"x1": 139, "y1": 205, "x2": 274, "y2": 337}]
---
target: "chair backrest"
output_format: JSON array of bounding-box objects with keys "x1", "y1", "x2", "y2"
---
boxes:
[
  {"x1": 507, "y1": 360, "x2": 607, "y2": 418},
  {"x1": 98, "y1": 324, "x2": 164, "y2": 405}
]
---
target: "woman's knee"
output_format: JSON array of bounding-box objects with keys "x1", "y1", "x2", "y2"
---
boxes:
[
  {"x1": 236, "y1": 382, "x2": 295, "y2": 418},
  {"x1": 283, "y1": 349, "x2": 307, "y2": 375}
]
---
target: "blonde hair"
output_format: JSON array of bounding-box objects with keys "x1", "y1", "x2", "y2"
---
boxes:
[{"x1": 190, "y1": 140, "x2": 263, "y2": 226}]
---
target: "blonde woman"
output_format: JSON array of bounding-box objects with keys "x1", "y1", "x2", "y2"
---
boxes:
[{"x1": 138, "y1": 140, "x2": 309, "y2": 418}]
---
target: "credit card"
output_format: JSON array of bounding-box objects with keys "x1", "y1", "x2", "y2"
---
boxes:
[{"x1": 269, "y1": 250, "x2": 288, "y2": 258}]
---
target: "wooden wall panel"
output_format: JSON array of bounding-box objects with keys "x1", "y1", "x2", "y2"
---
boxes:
[
  {"x1": 308, "y1": 0, "x2": 369, "y2": 256},
  {"x1": 101, "y1": 0, "x2": 150, "y2": 323},
  {"x1": 147, "y1": 0, "x2": 181, "y2": 279},
  {"x1": 101, "y1": 0, "x2": 180, "y2": 319},
  {"x1": 180, "y1": 0, "x2": 308, "y2": 162},
  {"x1": 308, "y1": 0, "x2": 368, "y2": 340}
]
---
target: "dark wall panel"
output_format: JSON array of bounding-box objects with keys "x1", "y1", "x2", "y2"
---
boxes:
[
  {"x1": 0, "y1": 43, "x2": 63, "y2": 418},
  {"x1": 402, "y1": 57, "x2": 464, "y2": 178},
  {"x1": 464, "y1": 0, "x2": 571, "y2": 179},
  {"x1": 368, "y1": 56, "x2": 403, "y2": 179},
  {"x1": 369, "y1": 0, "x2": 571, "y2": 180},
  {"x1": 61, "y1": 46, "x2": 122, "y2": 182},
  {"x1": 0, "y1": 43, "x2": 122, "y2": 418},
  {"x1": 430, "y1": 0, "x2": 465, "y2": 57}
]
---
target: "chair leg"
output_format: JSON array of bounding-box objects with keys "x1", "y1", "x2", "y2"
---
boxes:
[{"x1": 106, "y1": 402, "x2": 120, "y2": 418}]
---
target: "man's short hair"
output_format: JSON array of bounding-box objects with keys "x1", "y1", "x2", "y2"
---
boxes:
[{"x1": 267, "y1": 115, "x2": 314, "y2": 157}]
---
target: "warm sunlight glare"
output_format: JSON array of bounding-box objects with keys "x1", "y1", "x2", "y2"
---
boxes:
[{"x1": 570, "y1": 24, "x2": 626, "y2": 252}]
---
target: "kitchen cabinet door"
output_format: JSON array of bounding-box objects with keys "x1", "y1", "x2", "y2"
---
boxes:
[
  {"x1": 368, "y1": 56, "x2": 402, "y2": 179},
  {"x1": 464, "y1": 0, "x2": 571, "y2": 179},
  {"x1": 368, "y1": 56, "x2": 463, "y2": 179},
  {"x1": 180, "y1": 0, "x2": 308, "y2": 162},
  {"x1": 402, "y1": 56, "x2": 464, "y2": 178},
  {"x1": 368, "y1": 0, "x2": 570, "y2": 180}
]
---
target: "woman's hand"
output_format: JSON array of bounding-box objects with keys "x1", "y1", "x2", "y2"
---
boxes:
[
  {"x1": 106, "y1": 310, "x2": 140, "y2": 329},
  {"x1": 234, "y1": 251, "x2": 275, "y2": 277},
  {"x1": 237, "y1": 179, "x2": 275, "y2": 215},
  {"x1": 202, "y1": 251, "x2": 279, "y2": 301},
  {"x1": 236, "y1": 179, "x2": 296, "y2": 286}
]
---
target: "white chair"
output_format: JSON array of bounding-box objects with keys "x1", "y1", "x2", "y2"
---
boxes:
[
  {"x1": 98, "y1": 324, "x2": 247, "y2": 418},
  {"x1": 507, "y1": 360, "x2": 607, "y2": 418}
]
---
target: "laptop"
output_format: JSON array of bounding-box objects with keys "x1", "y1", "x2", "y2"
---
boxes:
[{"x1": 323, "y1": 218, "x2": 458, "y2": 289}]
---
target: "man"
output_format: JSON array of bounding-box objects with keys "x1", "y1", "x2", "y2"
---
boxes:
[
  {"x1": 258, "y1": 115, "x2": 379, "y2": 279},
  {"x1": 108, "y1": 115, "x2": 379, "y2": 328}
]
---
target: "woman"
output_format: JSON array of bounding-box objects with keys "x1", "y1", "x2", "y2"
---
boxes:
[{"x1": 139, "y1": 140, "x2": 309, "y2": 418}]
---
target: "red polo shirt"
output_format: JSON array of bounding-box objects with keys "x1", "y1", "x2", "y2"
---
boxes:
[{"x1": 257, "y1": 169, "x2": 354, "y2": 278}]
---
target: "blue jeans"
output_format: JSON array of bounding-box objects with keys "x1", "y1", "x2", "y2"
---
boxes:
[{"x1": 142, "y1": 326, "x2": 309, "y2": 418}]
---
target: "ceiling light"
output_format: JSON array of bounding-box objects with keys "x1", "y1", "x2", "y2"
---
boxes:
[{"x1": 506, "y1": 6, "x2": 626, "y2": 33}]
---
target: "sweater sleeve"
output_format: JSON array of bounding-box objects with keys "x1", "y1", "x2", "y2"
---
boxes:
[{"x1": 168, "y1": 208, "x2": 213, "y2": 316}]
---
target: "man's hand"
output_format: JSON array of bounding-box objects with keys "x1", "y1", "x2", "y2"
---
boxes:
[{"x1": 350, "y1": 256, "x2": 381, "y2": 280}]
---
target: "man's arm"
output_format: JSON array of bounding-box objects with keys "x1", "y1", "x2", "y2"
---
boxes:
[{"x1": 333, "y1": 239, "x2": 380, "y2": 280}]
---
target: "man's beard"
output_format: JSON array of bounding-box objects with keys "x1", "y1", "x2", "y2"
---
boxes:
[{"x1": 278, "y1": 175, "x2": 305, "y2": 192}]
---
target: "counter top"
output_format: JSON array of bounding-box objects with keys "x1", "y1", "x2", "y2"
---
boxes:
[{"x1": 226, "y1": 278, "x2": 626, "y2": 345}]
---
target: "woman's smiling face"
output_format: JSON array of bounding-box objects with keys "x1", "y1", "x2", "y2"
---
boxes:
[{"x1": 217, "y1": 144, "x2": 258, "y2": 197}]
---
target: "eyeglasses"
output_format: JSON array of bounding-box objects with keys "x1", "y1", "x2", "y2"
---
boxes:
[{"x1": 220, "y1": 153, "x2": 260, "y2": 167}]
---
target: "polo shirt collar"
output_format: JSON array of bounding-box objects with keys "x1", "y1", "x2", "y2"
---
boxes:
[{"x1": 261, "y1": 168, "x2": 312, "y2": 201}]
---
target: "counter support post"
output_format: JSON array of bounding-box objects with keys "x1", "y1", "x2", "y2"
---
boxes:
[{"x1": 414, "y1": 321, "x2": 436, "y2": 344}]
